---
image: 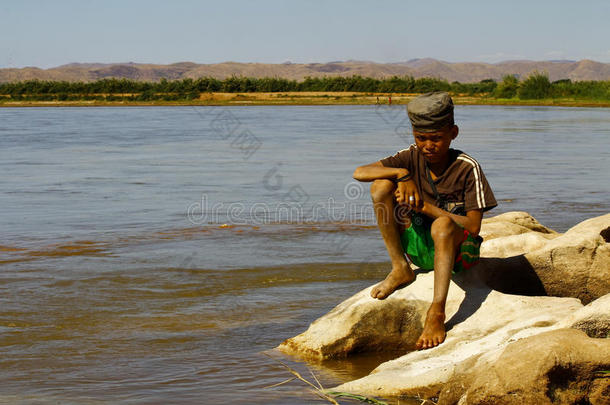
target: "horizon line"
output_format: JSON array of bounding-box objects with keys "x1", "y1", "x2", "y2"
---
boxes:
[{"x1": 2, "y1": 58, "x2": 602, "y2": 70}]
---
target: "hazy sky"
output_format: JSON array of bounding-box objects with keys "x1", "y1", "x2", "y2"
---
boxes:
[{"x1": 2, "y1": 0, "x2": 609, "y2": 68}]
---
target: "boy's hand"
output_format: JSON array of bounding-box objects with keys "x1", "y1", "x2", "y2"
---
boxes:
[
  {"x1": 394, "y1": 179, "x2": 422, "y2": 209},
  {"x1": 412, "y1": 200, "x2": 431, "y2": 215}
]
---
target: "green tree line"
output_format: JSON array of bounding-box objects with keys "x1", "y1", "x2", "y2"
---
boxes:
[{"x1": 1, "y1": 72, "x2": 608, "y2": 101}]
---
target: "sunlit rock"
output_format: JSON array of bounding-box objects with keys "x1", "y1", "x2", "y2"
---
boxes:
[{"x1": 278, "y1": 212, "x2": 610, "y2": 403}]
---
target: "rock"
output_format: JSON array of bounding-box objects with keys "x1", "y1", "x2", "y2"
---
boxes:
[
  {"x1": 278, "y1": 271, "x2": 445, "y2": 359},
  {"x1": 324, "y1": 288, "x2": 583, "y2": 398},
  {"x1": 472, "y1": 255, "x2": 548, "y2": 297},
  {"x1": 556, "y1": 293, "x2": 610, "y2": 338},
  {"x1": 480, "y1": 211, "x2": 558, "y2": 241},
  {"x1": 440, "y1": 329, "x2": 610, "y2": 405},
  {"x1": 328, "y1": 319, "x2": 610, "y2": 404},
  {"x1": 476, "y1": 212, "x2": 610, "y2": 304},
  {"x1": 278, "y1": 269, "x2": 583, "y2": 361},
  {"x1": 278, "y1": 213, "x2": 610, "y2": 403},
  {"x1": 523, "y1": 214, "x2": 610, "y2": 304},
  {"x1": 480, "y1": 231, "x2": 554, "y2": 258}
]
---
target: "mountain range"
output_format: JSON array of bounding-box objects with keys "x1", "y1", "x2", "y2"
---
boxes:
[{"x1": 1, "y1": 59, "x2": 609, "y2": 83}]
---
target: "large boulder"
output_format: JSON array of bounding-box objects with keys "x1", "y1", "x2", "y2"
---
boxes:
[
  {"x1": 334, "y1": 329, "x2": 610, "y2": 404},
  {"x1": 439, "y1": 329, "x2": 610, "y2": 405},
  {"x1": 319, "y1": 295, "x2": 610, "y2": 404},
  {"x1": 277, "y1": 270, "x2": 582, "y2": 361},
  {"x1": 476, "y1": 213, "x2": 610, "y2": 303},
  {"x1": 278, "y1": 284, "x2": 609, "y2": 403},
  {"x1": 523, "y1": 214, "x2": 610, "y2": 304},
  {"x1": 277, "y1": 213, "x2": 610, "y2": 403},
  {"x1": 278, "y1": 271, "x2": 455, "y2": 359},
  {"x1": 278, "y1": 213, "x2": 610, "y2": 360}
]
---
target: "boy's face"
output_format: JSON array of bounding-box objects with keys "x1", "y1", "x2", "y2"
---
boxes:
[{"x1": 413, "y1": 125, "x2": 458, "y2": 164}]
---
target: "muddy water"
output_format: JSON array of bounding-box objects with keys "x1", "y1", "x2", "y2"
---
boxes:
[{"x1": 1, "y1": 105, "x2": 608, "y2": 403}]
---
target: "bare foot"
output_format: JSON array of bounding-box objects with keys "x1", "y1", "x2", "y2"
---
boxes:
[
  {"x1": 416, "y1": 308, "x2": 446, "y2": 350},
  {"x1": 370, "y1": 262, "x2": 415, "y2": 299}
]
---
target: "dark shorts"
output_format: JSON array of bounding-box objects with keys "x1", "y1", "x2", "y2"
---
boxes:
[{"x1": 400, "y1": 215, "x2": 482, "y2": 273}]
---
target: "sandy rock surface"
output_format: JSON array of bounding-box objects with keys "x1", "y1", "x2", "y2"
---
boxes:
[
  {"x1": 479, "y1": 211, "x2": 558, "y2": 240},
  {"x1": 277, "y1": 212, "x2": 610, "y2": 403},
  {"x1": 441, "y1": 328, "x2": 610, "y2": 405},
  {"x1": 330, "y1": 296, "x2": 609, "y2": 403},
  {"x1": 557, "y1": 293, "x2": 610, "y2": 338},
  {"x1": 523, "y1": 214, "x2": 610, "y2": 304},
  {"x1": 475, "y1": 212, "x2": 610, "y2": 303}
]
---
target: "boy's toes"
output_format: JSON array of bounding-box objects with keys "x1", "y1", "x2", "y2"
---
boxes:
[
  {"x1": 416, "y1": 336, "x2": 443, "y2": 350},
  {"x1": 370, "y1": 283, "x2": 390, "y2": 300}
]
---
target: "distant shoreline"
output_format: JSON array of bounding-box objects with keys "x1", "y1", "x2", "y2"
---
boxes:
[{"x1": 1, "y1": 92, "x2": 609, "y2": 108}]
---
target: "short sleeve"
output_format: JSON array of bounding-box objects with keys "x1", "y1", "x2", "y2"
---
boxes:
[
  {"x1": 379, "y1": 145, "x2": 415, "y2": 169},
  {"x1": 463, "y1": 164, "x2": 497, "y2": 212}
]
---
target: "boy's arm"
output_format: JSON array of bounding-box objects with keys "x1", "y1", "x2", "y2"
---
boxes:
[
  {"x1": 419, "y1": 203, "x2": 483, "y2": 235},
  {"x1": 352, "y1": 161, "x2": 409, "y2": 182},
  {"x1": 353, "y1": 161, "x2": 423, "y2": 208}
]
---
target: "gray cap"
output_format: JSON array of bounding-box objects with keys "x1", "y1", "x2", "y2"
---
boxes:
[{"x1": 407, "y1": 92, "x2": 454, "y2": 132}]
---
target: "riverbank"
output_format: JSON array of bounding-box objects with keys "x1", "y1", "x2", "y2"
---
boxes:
[{"x1": 1, "y1": 92, "x2": 609, "y2": 107}]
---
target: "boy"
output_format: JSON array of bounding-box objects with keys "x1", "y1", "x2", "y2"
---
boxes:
[{"x1": 353, "y1": 92, "x2": 496, "y2": 350}]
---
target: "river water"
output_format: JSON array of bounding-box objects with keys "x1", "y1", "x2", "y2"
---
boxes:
[{"x1": 1, "y1": 105, "x2": 608, "y2": 404}]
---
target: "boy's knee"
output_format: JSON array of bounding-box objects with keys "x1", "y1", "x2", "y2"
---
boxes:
[
  {"x1": 370, "y1": 179, "x2": 395, "y2": 202},
  {"x1": 430, "y1": 216, "x2": 460, "y2": 241}
]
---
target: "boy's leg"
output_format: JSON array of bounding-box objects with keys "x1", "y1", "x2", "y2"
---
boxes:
[
  {"x1": 416, "y1": 216, "x2": 464, "y2": 349},
  {"x1": 369, "y1": 179, "x2": 415, "y2": 299}
]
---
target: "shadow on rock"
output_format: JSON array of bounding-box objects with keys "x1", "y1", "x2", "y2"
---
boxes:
[{"x1": 474, "y1": 256, "x2": 547, "y2": 296}]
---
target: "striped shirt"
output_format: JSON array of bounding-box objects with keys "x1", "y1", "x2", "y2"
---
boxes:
[{"x1": 380, "y1": 145, "x2": 497, "y2": 213}]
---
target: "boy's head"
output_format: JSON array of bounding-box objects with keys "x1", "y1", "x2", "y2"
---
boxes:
[{"x1": 407, "y1": 92, "x2": 458, "y2": 164}]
